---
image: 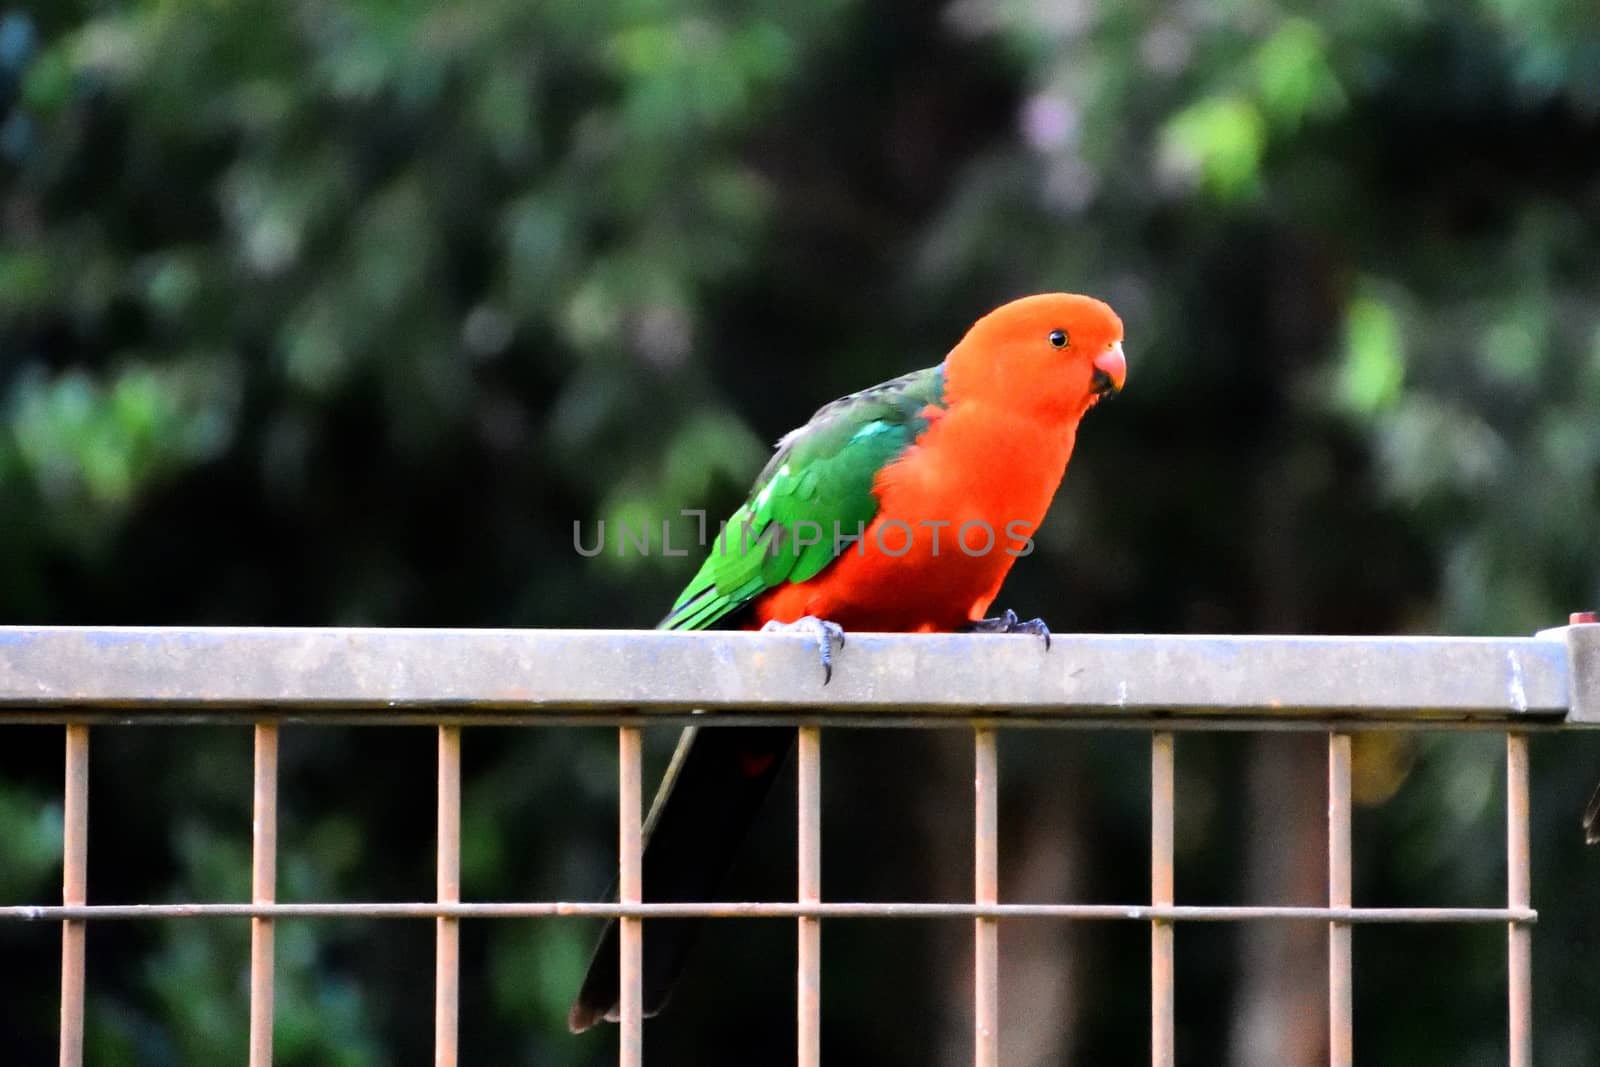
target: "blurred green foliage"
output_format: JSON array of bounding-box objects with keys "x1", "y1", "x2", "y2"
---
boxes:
[{"x1": 2, "y1": 0, "x2": 1599, "y2": 1063}]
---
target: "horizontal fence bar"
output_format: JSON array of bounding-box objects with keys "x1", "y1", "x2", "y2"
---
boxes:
[
  {"x1": 0, "y1": 903, "x2": 1540, "y2": 922},
  {"x1": 0, "y1": 627, "x2": 1586, "y2": 723},
  {"x1": 8, "y1": 712, "x2": 1594, "y2": 732}
]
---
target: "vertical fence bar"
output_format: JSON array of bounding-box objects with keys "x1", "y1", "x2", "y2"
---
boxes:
[
  {"x1": 797, "y1": 726, "x2": 822, "y2": 1067},
  {"x1": 1506, "y1": 732, "x2": 1532, "y2": 1067},
  {"x1": 974, "y1": 727, "x2": 999, "y2": 1067},
  {"x1": 1328, "y1": 733, "x2": 1353, "y2": 1067},
  {"x1": 618, "y1": 726, "x2": 644, "y2": 1067},
  {"x1": 1151, "y1": 732, "x2": 1175, "y2": 1067},
  {"x1": 59, "y1": 724, "x2": 88, "y2": 1067},
  {"x1": 250, "y1": 724, "x2": 279, "y2": 1067},
  {"x1": 435, "y1": 726, "x2": 461, "y2": 1067}
]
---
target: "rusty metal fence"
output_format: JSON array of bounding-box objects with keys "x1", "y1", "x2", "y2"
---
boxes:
[{"x1": 2, "y1": 623, "x2": 1599, "y2": 1066}]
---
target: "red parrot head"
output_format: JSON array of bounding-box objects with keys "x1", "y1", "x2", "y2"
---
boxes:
[{"x1": 944, "y1": 292, "x2": 1126, "y2": 424}]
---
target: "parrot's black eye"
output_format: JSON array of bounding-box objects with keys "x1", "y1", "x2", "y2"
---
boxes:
[{"x1": 1048, "y1": 329, "x2": 1069, "y2": 349}]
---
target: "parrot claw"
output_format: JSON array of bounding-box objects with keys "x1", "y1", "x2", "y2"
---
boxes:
[
  {"x1": 762, "y1": 615, "x2": 847, "y2": 684},
  {"x1": 960, "y1": 609, "x2": 1051, "y2": 651}
]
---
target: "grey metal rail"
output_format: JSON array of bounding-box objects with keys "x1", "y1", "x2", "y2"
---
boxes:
[{"x1": 0, "y1": 625, "x2": 1594, "y2": 723}]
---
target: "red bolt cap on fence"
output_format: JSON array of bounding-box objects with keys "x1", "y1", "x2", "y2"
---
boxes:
[{"x1": 1572, "y1": 611, "x2": 1599, "y2": 625}]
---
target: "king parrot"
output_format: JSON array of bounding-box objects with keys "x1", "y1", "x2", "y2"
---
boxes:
[{"x1": 569, "y1": 292, "x2": 1128, "y2": 1032}]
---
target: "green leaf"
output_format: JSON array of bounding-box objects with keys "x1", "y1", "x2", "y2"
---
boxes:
[
  {"x1": 1254, "y1": 18, "x2": 1345, "y2": 129},
  {"x1": 1337, "y1": 294, "x2": 1406, "y2": 414},
  {"x1": 1158, "y1": 95, "x2": 1266, "y2": 201}
]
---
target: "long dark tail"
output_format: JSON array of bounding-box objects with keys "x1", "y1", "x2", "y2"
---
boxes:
[
  {"x1": 1585, "y1": 780, "x2": 1600, "y2": 845},
  {"x1": 568, "y1": 724, "x2": 795, "y2": 1032}
]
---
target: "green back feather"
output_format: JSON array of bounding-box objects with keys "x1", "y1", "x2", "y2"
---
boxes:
[{"x1": 661, "y1": 366, "x2": 946, "y2": 630}]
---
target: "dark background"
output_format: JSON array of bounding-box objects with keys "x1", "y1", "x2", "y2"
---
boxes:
[{"x1": 2, "y1": 1, "x2": 1599, "y2": 1063}]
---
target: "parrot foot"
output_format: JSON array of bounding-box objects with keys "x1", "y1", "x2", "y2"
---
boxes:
[
  {"x1": 960, "y1": 609, "x2": 1051, "y2": 651},
  {"x1": 762, "y1": 615, "x2": 847, "y2": 684}
]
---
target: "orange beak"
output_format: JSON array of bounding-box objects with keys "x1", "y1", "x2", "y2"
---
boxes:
[{"x1": 1091, "y1": 341, "x2": 1126, "y2": 395}]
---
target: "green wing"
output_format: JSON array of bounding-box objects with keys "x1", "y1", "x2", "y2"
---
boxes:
[{"x1": 661, "y1": 365, "x2": 947, "y2": 631}]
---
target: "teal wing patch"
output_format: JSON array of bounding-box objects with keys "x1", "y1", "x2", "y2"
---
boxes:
[{"x1": 661, "y1": 366, "x2": 946, "y2": 631}]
